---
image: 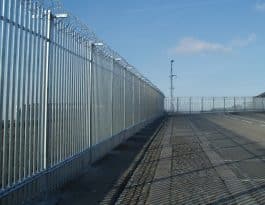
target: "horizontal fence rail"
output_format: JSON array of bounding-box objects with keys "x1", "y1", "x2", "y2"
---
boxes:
[
  {"x1": 0, "y1": 0, "x2": 165, "y2": 204},
  {"x1": 165, "y1": 97, "x2": 265, "y2": 113}
]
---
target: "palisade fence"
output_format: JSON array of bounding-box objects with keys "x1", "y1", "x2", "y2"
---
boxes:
[
  {"x1": 165, "y1": 97, "x2": 265, "y2": 113},
  {"x1": 0, "y1": 0, "x2": 164, "y2": 204}
]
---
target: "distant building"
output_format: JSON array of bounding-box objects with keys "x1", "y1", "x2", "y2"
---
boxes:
[{"x1": 257, "y1": 92, "x2": 265, "y2": 97}]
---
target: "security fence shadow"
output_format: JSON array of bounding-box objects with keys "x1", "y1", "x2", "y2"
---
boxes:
[{"x1": 34, "y1": 118, "x2": 164, "y2": 205}]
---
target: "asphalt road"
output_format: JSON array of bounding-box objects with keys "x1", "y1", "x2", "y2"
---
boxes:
[{"x1": 36, "y1": 113, "x2": 265, "y2": 205}]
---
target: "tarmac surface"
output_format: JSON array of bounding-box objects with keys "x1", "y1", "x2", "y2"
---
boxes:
[{"x1": 37, "y1": 113, "x2": 265, "y2": 205}]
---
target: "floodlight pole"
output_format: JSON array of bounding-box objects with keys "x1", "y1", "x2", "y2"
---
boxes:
[{"x1": 170, "y1": 60, "x2": 176, "y2": 112}]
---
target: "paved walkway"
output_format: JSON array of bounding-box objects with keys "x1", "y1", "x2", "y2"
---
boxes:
[{"x1": 39, "y1": 114, "x2": 265, "y2": 205}]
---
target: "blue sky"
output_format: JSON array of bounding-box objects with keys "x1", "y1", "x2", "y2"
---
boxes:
[{"x1": 61, "y1": 0, "x2": 265, "y2": 97}]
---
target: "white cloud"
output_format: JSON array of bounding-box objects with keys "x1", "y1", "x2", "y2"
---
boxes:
[
  {"x1": 175, "y1": 38, "x2": 230, "y2": 54},
  {"x1": 173, "y1": 34, "x2": 256, "y2": 55},
  {"x1": 256, "y1": 2, "x2": 265, "y2": 11}
]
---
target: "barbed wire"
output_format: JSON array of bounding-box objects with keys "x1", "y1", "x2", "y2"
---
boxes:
[{"x1": 20, "y1": 0, "x2": 163, "y2": 96}]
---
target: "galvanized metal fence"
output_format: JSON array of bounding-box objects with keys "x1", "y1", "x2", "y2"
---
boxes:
[
  {"x1": 0, "y1": 0, "x2": 164, "y2": 204},
  {"x1": 165, "y1": 97, "x2": 265, "y2": 113}
]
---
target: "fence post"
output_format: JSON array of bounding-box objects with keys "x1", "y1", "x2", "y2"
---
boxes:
[
  {"x1": 234, "y1": 97, "x2": 236, "y2": 112},
  {"x1": 124, "y1": 67, "x2": 126, "y2": 129},
  {"x1": 189, "y1": 97, "x2": 192, "y2": 114},
  {"x1": 212, "y1": 97, "x2": 215, "y2": 111},
  {"x1": 111, "y1": 55, "x2": 114, "y2": 136},
  {"x1": 88, "y1": 42, "x2": 94, "y2": 162},
  {"x1": 177, "y1": 97, "x2": 179, "y2": 113},
  {"x1": 261, "y1": 97, "x2": 264, "y2": 111},
  {"x1": 43, "y1": 10, "x2": 52, "y2": 170},
  {"x1": 201, "y1": 97, "x2": 204, "y2": 113},
  {"x1": 132, "y1": 75, "x2": 135, "y2": 125},
  {"x1": 224, "y1": 97, "x2": 226, "y2": 113},
  {"x1": 244, "y1": 97, "x2": 246, "y2": 111}
]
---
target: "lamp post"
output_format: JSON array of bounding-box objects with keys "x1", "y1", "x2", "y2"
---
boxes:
[{"x1": 170, "y1": 60, "x2": 176, "y2": 112}]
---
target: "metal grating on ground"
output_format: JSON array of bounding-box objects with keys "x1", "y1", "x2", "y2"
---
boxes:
[
  {"x1": 114, "y1": 125, "x2": 167, "y2": 205},
  {"x1": 98, "y1": 115, "x2": 265, "y2": 205}
]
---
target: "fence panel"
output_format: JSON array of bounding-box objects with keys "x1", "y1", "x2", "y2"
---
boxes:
[
  {"x1": 47, "y1": 21, "x2": 91, "y2": 167},
  {"x1": 165, "y1": 97, "x2": 265, "y2": 113},
  {"x1": 91, "y1": 49, "x2": 112, "y2": 146},
  {"x1": 0, "y1": 0, "x2": 164, "y2": 203},
  {"x1": 0, "y1": 0, "x2": 48, "y2": 190},
  {"x1": 133, "y1": 76, "x2": 140, "y2": 125},
  {"x1": 112, "y1": 61, "x2": 125, "y2": 135},
  {"x1": 125, "y1": 71, "x2": 133, "y2": 128}
]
